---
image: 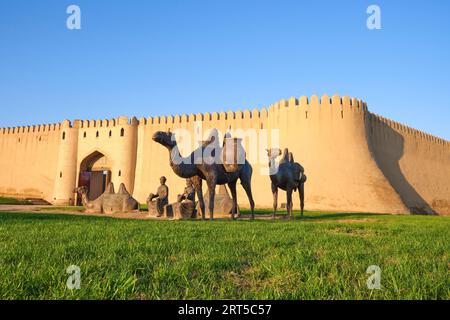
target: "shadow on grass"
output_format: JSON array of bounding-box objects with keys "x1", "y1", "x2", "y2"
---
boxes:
[
  {"x1": 300, "y1": 211, "x2": 388, "y2": 220},
  {"x1": 0, "y1": 211, "x2": 109, "y2": 223},
  {"x1": 0, "y1": 197, "x2": 32, "y2": 205},
  {"x1": 239, "y1": 209, "x2": 389, "y2": 221},
  {"x1": 43, "y1": 206, "x2": 84, "y2": 212},
  {"x1": 0, "y1": 209, "x2": 389, "y2": 224}
]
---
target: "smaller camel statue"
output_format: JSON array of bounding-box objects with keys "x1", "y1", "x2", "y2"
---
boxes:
[
  {"x1": 75, "y1": 182, "x2": 140, "y2": 214},
  {"x1": 267, "y1": 148, "x2": 307, "y2": 219}
]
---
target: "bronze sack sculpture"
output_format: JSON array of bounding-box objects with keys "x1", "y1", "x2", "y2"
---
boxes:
[{"x1": 197, "y1": 184, "x2": 234, "y2": 217}]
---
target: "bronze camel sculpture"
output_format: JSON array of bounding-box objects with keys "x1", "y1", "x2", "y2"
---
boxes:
[
  {"x1": 75, "y1": 182, "x2": 140, "y2": 214},
  {"x1": 152, "y1": 130, "x2": 255, "y2": 220},
  {"x1": 267, "y1": 148, "x2": 307, "y2": 219}
]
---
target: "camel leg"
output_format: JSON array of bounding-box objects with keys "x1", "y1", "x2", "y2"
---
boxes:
[
  {"x1": 287, "y1": 188, "x2": 293, "y2": 220},
  {"x1": 241, "y1": 181, "x2": 255, "y2": 220},
  {"x1": 192, "y1": 176, "x2": 205, "y2": 220},
  {"x1": 239, "y1": 163, "x2": 255, "y2": 219},
  {"x1": 299, "y1": 182, "x2": 305, "y2": 218},
  {"x1": 206, "y1": 178, "x2": 216, "y2": 221},
  {"x1": 228, "y1": 181, "x2": 238, "y2": 220},
  {"x1": 271, "y1": 183, "x2": 278, "y2": 219}
]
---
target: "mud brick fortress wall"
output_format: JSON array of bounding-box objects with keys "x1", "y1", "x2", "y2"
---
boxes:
[{"x1": 0, "y1": 95, "x2": 449, "y2": 215}]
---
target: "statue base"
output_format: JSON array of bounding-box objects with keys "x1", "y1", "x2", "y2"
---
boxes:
[
  {"x1": 165, "y1": 201, "x2": 196, "y2": 220},
  {"x1": 147, "y1": 201, "x2": 163, "y2": 217}
]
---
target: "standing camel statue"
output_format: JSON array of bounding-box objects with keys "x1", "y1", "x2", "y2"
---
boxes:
[
  {"x1": 152, "y1": 130, "x2": 255, "y2": 220},
  {"x1": 267, "y1": 148, "x2": 307, "y2": 219}
]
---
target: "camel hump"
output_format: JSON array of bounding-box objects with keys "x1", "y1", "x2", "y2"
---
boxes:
[
  {"x1": 118, "y1": 183, "x2": 130, "y2": 195},
  {"x1": 201, "y1": 128, "x2": 221, "y2": 149},
  {"x1": 105, "y1": 182, "x2": 115, "y2": 194},
  {"x1": 289, "y1": 152, "x2": 294, "y2": 163},
  {"x1": 201, "y1": 136, "x2": 216, "y2": 147},
  {"x1": 205, "y1": 129, "x2": 220, "y2": 143},
  {"x1": 200, "y1": 139, "x2": 213, "y2": 147},
  {"x1": 280, "y1": 148, "x2": 290, "y2": 164},
  {"x1": 223, "y1": 132, "x2": 232, "y2": 145},
  {"x1": 222, "y1": 137, "x2": 246, "y2": 173}
]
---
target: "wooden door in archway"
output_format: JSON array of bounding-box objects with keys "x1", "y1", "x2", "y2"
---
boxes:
[{"x1": 77, "y1": 151, "x2": 112, "y2": 205}]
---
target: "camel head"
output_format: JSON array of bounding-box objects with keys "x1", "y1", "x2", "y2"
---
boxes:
[
  {"x1": 266, "y1": 148, "x2": 282, "y2": 159},
  {"x1": 152, "y1": 131, "x2": 177, "y2": 148}
]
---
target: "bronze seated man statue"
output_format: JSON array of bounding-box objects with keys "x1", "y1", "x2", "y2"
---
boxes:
[
  {"x1": 166, "y1": 178, "x2": 197, "y2": 219},
  {"x1": 177, "y1": 178, "x2": 195, "y2": 203},
  {"x1": 147, "y1": 176, "x2": 169, "y2": 217}
]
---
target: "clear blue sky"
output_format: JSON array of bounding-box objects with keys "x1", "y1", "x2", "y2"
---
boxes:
[{"x1": 1, "y1": 0, "x2": 449, "y2": 139}]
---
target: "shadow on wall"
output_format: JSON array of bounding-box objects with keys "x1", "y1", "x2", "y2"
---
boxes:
[{"x1": 365, "y1": 114, "x2": 437, "y2": 215}]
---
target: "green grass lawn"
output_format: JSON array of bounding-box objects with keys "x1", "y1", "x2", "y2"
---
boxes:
[{"x1": 0, "y1": 210, "x2": 448, "y2": 300}]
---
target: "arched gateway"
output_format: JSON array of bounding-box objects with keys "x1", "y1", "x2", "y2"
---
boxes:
[{"x1": 77, "y1": 151, "x2": 112, "y2": 204}]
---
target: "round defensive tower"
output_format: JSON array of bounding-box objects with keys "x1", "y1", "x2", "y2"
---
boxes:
[
  {"x1": 112, "y1": 116, "x2": 138, "y2": 193},
  {"x1": 52, "y1": 120, "x2": 79, "y2": 205}
]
